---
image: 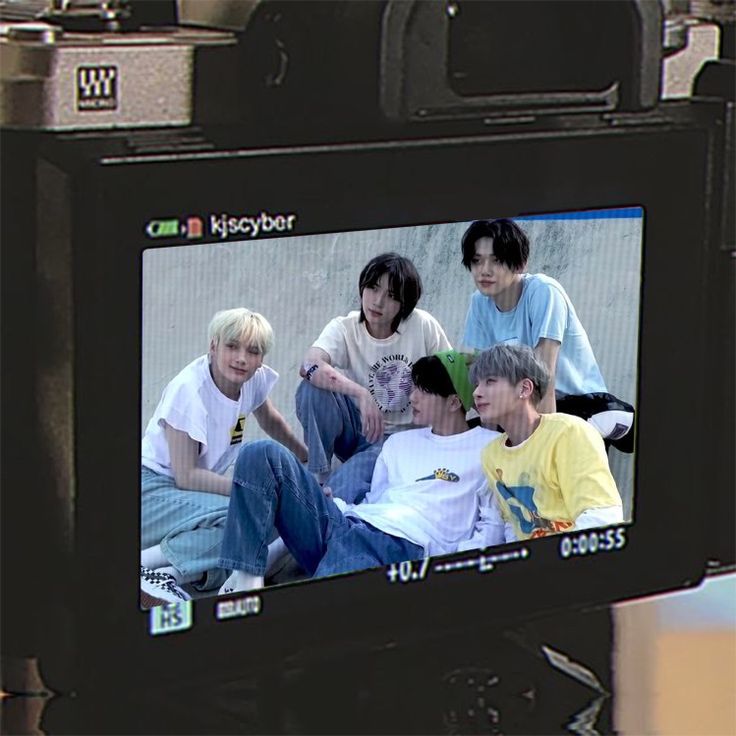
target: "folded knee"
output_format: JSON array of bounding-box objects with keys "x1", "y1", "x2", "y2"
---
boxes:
[{"x1": 234, "y1": 439, "x2": 289, "y2": 477}]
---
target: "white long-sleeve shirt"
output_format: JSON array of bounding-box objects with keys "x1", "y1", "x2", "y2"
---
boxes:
[{"x1": 335, "y1": 425, "x2": 504, "y2": 556}]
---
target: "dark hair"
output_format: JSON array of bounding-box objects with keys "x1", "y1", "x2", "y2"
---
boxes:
[
  {"x1": 460, "y1": 218, "x2": 530, "y2": 271},
  {"x1": 411, "y1": 356, "x2": 455, "y2": 398},
  {"x1": 358, "y1": 253, "x2": 422, "y2": 332},
  {"x1": 469, "y1": 344, "x2": 550, "y2": 405}
]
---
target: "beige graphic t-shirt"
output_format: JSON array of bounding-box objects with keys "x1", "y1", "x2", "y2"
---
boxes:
[{"x1": 313, "y1": 309, "x2": 451, "y2": 432}]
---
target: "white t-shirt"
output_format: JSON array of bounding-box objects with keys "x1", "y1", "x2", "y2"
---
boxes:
[
  {"x1": 340, "y1": 425, "x2": 503, "y2": 556},
  {"x1": 141, "y1": 355, "x2": 278, "y2": 478},
  {"x1": 313, "y1": 309, "x2": 451, "y2": 432}
]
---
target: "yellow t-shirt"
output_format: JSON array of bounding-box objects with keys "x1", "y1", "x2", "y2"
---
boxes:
[{"x1": 481, "y1": 413, "x2": 621, "y2": 540}]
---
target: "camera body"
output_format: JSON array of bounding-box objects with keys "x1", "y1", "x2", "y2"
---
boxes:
[
  {"x1": 0, "y1": 0, "x2": 664, "y2": 133},
  {"x1": 1, "y1": 0, "x2": 733, "y2": 704}
]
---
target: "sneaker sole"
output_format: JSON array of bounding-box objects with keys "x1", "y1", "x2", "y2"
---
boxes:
[{"x1": 140, "y1": 590, "x2": 172, "y2": 610}]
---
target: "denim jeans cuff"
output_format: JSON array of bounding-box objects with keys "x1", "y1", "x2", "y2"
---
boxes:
[
  {"x1": 158, "y1": 538, "x2": 184, "y2": 574},
  {"x1": 218, "y1": 557, "x2": 266, "y2": 577},
  {"x1": 197, "y1": 568, "x2": 228, "y2": 592},
  {"x1": 307, "y1": 462, "x2": 331, "y2": 475}
]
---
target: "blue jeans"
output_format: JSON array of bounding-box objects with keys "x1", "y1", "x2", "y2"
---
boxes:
[
  {"x1": 295, "y1": 379, "x2": 384, "y2": 504},
  {"x1": 140, "y1": 466, "x2": 229, "y2": 591},
  {"x1": 218, "y1": 440, "x2": 424, "y2": 579}
]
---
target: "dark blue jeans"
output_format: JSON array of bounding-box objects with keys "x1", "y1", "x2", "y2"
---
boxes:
[
  {"x1": 218, "y1": 440, "x2": 423, "y2": 579},
  {"x1": 295, "y1": 379, "x2": 384, "y2": 504}
]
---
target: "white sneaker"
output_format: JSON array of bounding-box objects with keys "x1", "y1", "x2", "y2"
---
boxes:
[
  {"x1": 219, "y1": 572, "x2": 239, "y2": 596},
  {"x1": 140, "y1": 565, "x2": 191, "y2": 608},
  {"x1": 587, "y1": 410, "x2": 633, "y2": 440},
  {"x1": 218, "y1": 570, "x2": 264, "y2": 596}
]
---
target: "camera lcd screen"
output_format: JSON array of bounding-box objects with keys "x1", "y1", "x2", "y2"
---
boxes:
[{"x1": 140, "y1": 207, "x2": 642, "y2": 609}]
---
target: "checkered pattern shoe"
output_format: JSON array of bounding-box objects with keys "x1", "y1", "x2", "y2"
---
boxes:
[{"x1": 140, "y1": 565, "x2": 191, "y2": 609}]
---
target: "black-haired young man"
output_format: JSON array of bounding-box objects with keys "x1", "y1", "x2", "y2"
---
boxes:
[
  {"x1": 218, "y1": 350, "x2": 502, "y2": 594},
  {"x1": 461, "y1": 219, "x2": 634, "y2": 451},
  {"x1": 296, "y1": 252, "x2": 451, "y2": 501}
]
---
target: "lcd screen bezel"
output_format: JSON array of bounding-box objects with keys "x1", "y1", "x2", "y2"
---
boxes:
[{"x1": 39, "y1": 111, "x2": 718, "y2": 688}]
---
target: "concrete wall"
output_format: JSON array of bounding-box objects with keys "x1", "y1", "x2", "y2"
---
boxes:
[{"x1": 142, "y1": 212, "x2": 641, "y2": 518}]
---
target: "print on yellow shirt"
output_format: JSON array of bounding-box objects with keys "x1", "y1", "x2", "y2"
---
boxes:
[{"x1": 492, "y1": 467, "x2": 574, "y2": 539}]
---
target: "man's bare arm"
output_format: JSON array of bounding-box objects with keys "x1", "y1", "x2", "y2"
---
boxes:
[
  {"x1": 164, "y1": 423, "x2": 232, "y2": 495},
  {"x1": 535, "y1": 337, "x2": 561, "y2": 413},
  {"x1": 299, "y1": 346, "x2": 384, "y2": 442},
  {"x1": 253, "y1": 398, "x2": 308, "y2": 462}
]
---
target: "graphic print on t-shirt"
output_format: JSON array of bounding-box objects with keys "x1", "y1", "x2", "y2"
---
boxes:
[
  {"x1": 367, "y1": 353, "x2": 413, "y2": 414},
  {"x1": 230, "y1": 415, "x2": 246, "y2": 446},
  {"x1": 416, "y1": 468, "x2": 460, "y2": 482},
  {"x1": 493, "y1": 468, "x2": 572, "y2": 538}
]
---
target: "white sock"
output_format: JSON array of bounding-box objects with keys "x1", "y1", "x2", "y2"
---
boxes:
[
  {"x1": 265, "y1": 537, "x2": 290, "y2": 575},
  {"x1": 141, "y1": 544, "x2": 169, "y2": 570},
  {"x1": 219, "y1": 570, "x2": 264, "y2": 595},
  {"x1": 156, "y1": 565, "x2": 202, "y2": 586}
]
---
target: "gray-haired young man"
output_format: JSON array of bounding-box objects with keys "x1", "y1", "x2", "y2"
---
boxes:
[{"x1": 471, "y1": 344, "x2": 623, "y2": 541}]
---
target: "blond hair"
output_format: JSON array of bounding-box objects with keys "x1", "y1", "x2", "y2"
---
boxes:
[{"x1": 208, "y1": 308, "x2": 274, "y2": 355}]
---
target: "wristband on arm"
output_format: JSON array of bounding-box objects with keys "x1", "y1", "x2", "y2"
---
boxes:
[{"x1": 303, "y1": 362, "x2": 319, "y2": 381}]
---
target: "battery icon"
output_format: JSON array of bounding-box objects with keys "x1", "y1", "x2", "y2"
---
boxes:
[{"x1": 145, "y1": 218, "x2": 180, "y2": 238}]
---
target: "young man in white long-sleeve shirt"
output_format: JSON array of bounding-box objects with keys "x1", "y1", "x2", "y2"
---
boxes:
[{"x1": 217, "y1": 349, "x2": 504, "y2": 594}]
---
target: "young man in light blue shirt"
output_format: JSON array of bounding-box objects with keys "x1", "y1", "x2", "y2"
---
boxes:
[{"x1": 461, "y1": 218, "x2": 634, "y2": 451}]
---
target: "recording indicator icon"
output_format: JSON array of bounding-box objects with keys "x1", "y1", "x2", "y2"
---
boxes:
[{"x1": 185, "y1": 216, "x2": 203, "y2": 238}]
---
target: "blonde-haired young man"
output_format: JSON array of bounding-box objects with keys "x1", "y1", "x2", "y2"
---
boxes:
[{"x1": 139, "y1": 308, "x2": 307, "y2": 607}]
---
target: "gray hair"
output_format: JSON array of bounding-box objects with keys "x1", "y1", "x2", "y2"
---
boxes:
[{"x1": 469, "y1": 344, "x2": 550, "y2": 405}]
